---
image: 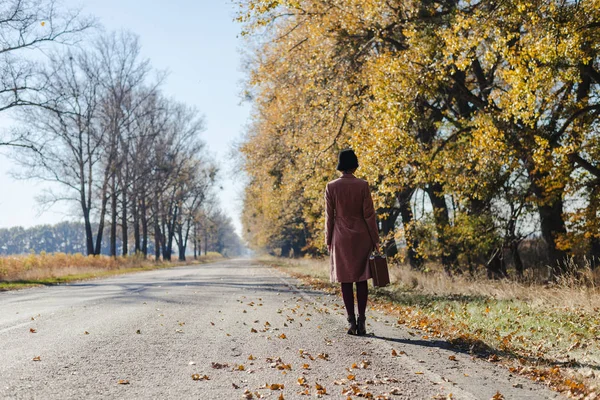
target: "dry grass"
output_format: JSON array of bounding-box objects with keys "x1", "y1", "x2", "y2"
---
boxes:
[
  {"x1": 0, "y1": 251, "x2": 223, "y2": 290},
  {"x1": 261, "y1": 255, "x2": 600, "y2": 399}
]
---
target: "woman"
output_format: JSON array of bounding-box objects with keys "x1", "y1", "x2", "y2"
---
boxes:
[{"x1": 325, "y1": 149, "x2": 380, "y2": 336}]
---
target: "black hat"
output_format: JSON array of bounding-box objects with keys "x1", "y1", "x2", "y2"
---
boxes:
[{"x1": 336, "y1": 149, "x2": 359, "y2": 171}]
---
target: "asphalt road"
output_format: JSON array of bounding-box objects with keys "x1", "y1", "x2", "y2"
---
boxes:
[{"x1": 0, "y1": 259, "x2": 561, "y2": 399}]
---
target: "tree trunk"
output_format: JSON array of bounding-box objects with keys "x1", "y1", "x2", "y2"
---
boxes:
[
  {"x1": 110, "y1": 174, "x2": 118, "y2": 257},
  {"x1": 486, "y1": 248, "x2": 508, "y2": 279},
  {"x1": 204, "y1": 229, "x2": 208, "y2": 255},
  {"x1": 82, "y1": 206, "x2": 94, "y2": 256},
  {"x1": 425, "y1": 183, "x2": 459, "y2": 274},
  {"x1": 379, "y1": 208, "x2": 399, "y2": 258},
  {"x1": 141, "y1": 196, "x2": 148, "y2": 257},
  {"x1": 193, "y1": 223, "x2": 198, "y2": 260},
  {"x1": 538, "y1": 200, "x2": 568, "y2": 278},
  {"x1": 511, "y1": 241, "x2": 524, "y2": 277},
  {"x1": 121, "y1": 185, "x2": 128, "y2": 256},
  {"x1": 397, "y1": 188, "x2": 422, "y2": 270},
  {"x1": 281, "y1": 242, "x2": 291, "y2": 258},
  {"x1": 154, "y1": 191, "x2": 161, "y2": 261},
  {"x1": 176, "y1": 224, "x2": 186, "y2": 261},
  {"x1": 133, "y1": 195, "x2": 141, "y2": 254},
  {"x1": 161, "y1": 216, "x2": 169, "y2": 261}
]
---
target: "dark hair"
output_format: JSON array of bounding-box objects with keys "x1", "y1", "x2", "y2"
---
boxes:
[{"x1": 336, "y1": 149, "x2": 359, "y2": 171}]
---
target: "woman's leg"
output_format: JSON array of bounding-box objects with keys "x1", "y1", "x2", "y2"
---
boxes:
[
  {"x1": 340, "y1": 282, "x2": 355, "y2": 316},
  {"x1": 341, "y1": 282, "x2": 357, "y2": 334},
  {"x1": 356, "y1": 281, "x2": 368, "y2": 335},
  {"x1": 356, "y1": 280, "x2": 368, "y2": 316}
]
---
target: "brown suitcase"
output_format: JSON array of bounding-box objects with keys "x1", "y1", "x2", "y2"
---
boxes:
[{"x1": 369, "y1": 253, "x2": 390, "y2": 287}]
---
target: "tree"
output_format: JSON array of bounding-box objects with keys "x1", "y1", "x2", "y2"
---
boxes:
[
  {"x1": 237, "y1": 0, "x2": 600, "y2": 278},
  {"x1": 0, "y1": 0, "x2": 94, "y2": 119}
]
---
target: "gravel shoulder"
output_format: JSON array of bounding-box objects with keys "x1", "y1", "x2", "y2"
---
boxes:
[{"x1": 0, "y1": 259, "x2": 561, "y2": 399}]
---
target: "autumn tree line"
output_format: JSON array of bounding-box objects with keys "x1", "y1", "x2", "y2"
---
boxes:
[
  {"x1": 0, "y1": 0, "x2": 243, "y2": 260},
  {"x1": 236, "y1": 0, "x2": 600, "y2": 279}
]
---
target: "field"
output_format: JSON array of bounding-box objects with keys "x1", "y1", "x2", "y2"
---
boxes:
[
  {"x1": 264, "y1": 256, "x2": 600, "y2": 399},
  {"x1": 0, "y1": 252, "x2": 223, "y2": 291}
]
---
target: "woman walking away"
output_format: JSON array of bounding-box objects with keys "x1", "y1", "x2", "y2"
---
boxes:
[{"x1": 325, "y1": 149, "x2": 380, "y2": 336}]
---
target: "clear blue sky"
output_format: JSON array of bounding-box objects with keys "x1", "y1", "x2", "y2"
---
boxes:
[{"x1": 0, "y1": 0, "x2": 249, "y2": 233}]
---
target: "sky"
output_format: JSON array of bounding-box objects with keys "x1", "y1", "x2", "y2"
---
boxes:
[{"x1": 0, "y1": 0, "x2": 250, "y2": 234}]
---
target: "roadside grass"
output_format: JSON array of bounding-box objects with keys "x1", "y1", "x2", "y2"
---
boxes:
[
  {"x1": 260, "y1": 255, "x2": 600, "y2": 399},
  {"x1": 0, "y1": 252, "x2": 223, "y2": 291}
]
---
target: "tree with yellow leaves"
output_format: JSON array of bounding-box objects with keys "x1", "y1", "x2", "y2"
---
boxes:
[{"x1": 237, "y1": 0, "x2": 600, "y2": 278}]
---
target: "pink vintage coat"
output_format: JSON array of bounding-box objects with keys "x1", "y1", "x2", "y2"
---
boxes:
[{"x1": 325, "y1": 173, "x2": 379, "y2": 283}]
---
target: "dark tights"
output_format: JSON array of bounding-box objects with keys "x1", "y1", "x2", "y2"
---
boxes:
[{"x1": 341, "y1": 281, "x2": 368, "y2": 317}]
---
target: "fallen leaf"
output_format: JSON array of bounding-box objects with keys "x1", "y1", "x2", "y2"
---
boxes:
[
  {"x1": 191, "y1": 374, "x2": 209, "y2": 381},
  {"x1": 347, "y1": 374, "x2": 356, "y2": 380},
  {"x1": 32, "y1": 356, "x2": 41, "y2": 361},
  {"x1": 297, "y1": 377, "x2": 307, "y2": 385},
  {"x1": 448, "y1": 355, "x2": 457, "y2": 361},
  {"x1": 491, "y1": 391, "x2": 504, "y2": 400},
  {"x1": 279, "y1": 333, "x2": 287, "y2": 339},
  {"x1": 315, "y1": 383, "x2": 327, "y2": 395},
  {"x1": 236, "y1": 364, "x2": 246, "y2": 371},
  {"x1": 415, "y1": 372, "x2": 424, "y2": 375},
  {"x1": 232, "y1": 383, "x2": 240, "y2": 389},
  {"x1": 84, "y1": 331, "x2": 89, "y2": 335},
  {"x1": 250, "y1": 328, "x2": 258, "y2": 333},
  {"x1": 391, "y1": 349, "x2": 398, "y2": 356},
  {"x1": 264, "y1": 383, "x2": 284, "y2": 390},
  {"x1": 278, "y1": 394, "x2": 285, "y2": 400},
  {"x1": 211, "y1": 362, "x2": 229, "y2": 369},
  {"x1": 136, "y1": 329, "x2": 141, "y2": 334},
  {"x1": 302, "y1": 363, "x2": 310, "y2": 369},
  {"x1": 248, "y1": 354, "x2": 256, "y2": 360},
  {"x1": 118, "y1": 380, "x2": 130, "y2": 385},
  {"x1": 29, "y1": 328, "x2": 36, "y2": 333}
]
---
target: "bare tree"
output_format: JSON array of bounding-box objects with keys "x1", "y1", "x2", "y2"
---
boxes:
[
  {"x1": 0, "y1": 0, "x2": 94, "y2": 118},
  {"x1": 13, "y1": 48, "x2": 104, "y2": 255}
]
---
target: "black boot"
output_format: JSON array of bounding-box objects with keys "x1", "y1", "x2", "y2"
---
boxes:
[
  {"x1": 357, "y1": 315, "x2": 367, "y2": 336},
  {"x1": 347, "y1": 315, "x2": 357, "y2": 335}
]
